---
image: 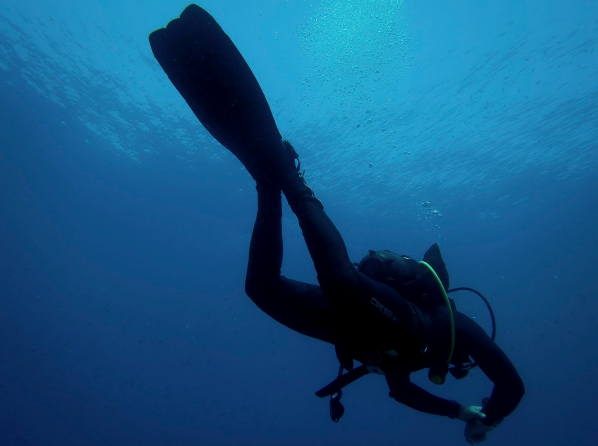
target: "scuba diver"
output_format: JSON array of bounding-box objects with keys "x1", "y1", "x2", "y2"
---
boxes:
[{"x1": 149, "y1": 5, "x2": 524, "y2": 444}]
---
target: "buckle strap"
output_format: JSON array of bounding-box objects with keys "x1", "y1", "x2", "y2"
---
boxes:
[{"x1": 315, "y1": 365, "x2": 370, "y2": 398}]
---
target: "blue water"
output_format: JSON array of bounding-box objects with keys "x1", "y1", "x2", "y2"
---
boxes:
[{"x1": 1, "y1": 0, "x2": 597, "y2": 445}]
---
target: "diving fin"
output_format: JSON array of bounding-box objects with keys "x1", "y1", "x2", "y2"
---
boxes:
[
  {"x1": 149, "y1": 4, "x2": 282, "y2": 180},
  {"x1": 423, "y1": 243, "x2": 450, "y2": 290}
]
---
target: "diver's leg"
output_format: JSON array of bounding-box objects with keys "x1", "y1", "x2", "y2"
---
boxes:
[
  {"x1": 245, "y1": 184, "x2": 343, "y2": 345},
  {"x1": 245, "y1": 184, "x2": 284, "y2": 295},
  {"x1": 283, "y1": 176, "x2": 354, "y2": 286},
  {"x1": 150, "y1": 6, "x2": 418, "y2": 343},
  {"x1": 279, "y1": 151, "x2": 421, "y2": 345},
  {"x1": 273, "y1": 141, "x2": 354, "y2": 287}
]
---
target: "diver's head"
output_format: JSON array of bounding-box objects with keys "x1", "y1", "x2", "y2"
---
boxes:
[{"x1": 357, "y1": 250, "x2": 420, "y2": 287}]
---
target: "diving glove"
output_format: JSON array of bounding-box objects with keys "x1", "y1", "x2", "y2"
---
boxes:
[{"x1": 457, "y1": 405, "x2": 487, "y2": 422}]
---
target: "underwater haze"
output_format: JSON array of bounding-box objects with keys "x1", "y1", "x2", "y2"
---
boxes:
[{"x1": 1, "y1": 0, "x2": 597, "y2": 445}]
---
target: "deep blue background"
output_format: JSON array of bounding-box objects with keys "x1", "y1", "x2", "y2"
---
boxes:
[{"x1": 1, "y1": 1, "x2": 597, "y2": 445}]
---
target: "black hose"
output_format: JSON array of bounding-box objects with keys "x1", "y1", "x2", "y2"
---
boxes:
[{"x1": 448, "y1": 287, "x2": 496, "y2": 341}]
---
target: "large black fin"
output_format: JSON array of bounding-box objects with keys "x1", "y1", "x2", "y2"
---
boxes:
[
  {"x1": 149, "y1": 5, "x2": 281, "y2": 174},
  {"x1": 423, "y1": 243, "x2": 450, "y2": 290}
]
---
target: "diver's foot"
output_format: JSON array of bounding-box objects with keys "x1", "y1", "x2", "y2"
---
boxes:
[{"x1": 278, "y1": 140, "x2": 323, "y2": 209}]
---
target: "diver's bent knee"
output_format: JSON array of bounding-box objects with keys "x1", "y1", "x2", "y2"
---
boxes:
[
  {"x1": 244, "y1": 279, "x2": 261, "y2": 300},
  {"x1": 245, "y1": 276, "x2": 278, "y2": 300},
  {"x1": 245, "y1": 279, "x2": 281, "y2": 315}
]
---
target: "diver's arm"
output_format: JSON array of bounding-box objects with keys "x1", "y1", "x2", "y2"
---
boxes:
[
  {"x1": 460, "y1": 315, "x2": 525, "y2": 425},
  {"x1": 385, "y1": 372, "x2": 461, "y2": 418}
]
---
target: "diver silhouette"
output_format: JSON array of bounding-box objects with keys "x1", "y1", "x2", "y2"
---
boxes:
[{"x1": 149, "y1": 5, "x2": 524, "y2": 444}]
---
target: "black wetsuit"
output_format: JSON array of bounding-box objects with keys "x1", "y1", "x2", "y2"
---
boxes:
[{"x1": 245, "y1": 186, "x2": 525, "y2": 426}]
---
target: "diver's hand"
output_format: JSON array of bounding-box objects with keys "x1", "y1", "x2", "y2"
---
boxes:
[
  {"x1": 457, "y1": 405, "x2": 486, "y2": 422},
  {"x1": 464, "y1": 419, "x2": 494, "y2": 444}
]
